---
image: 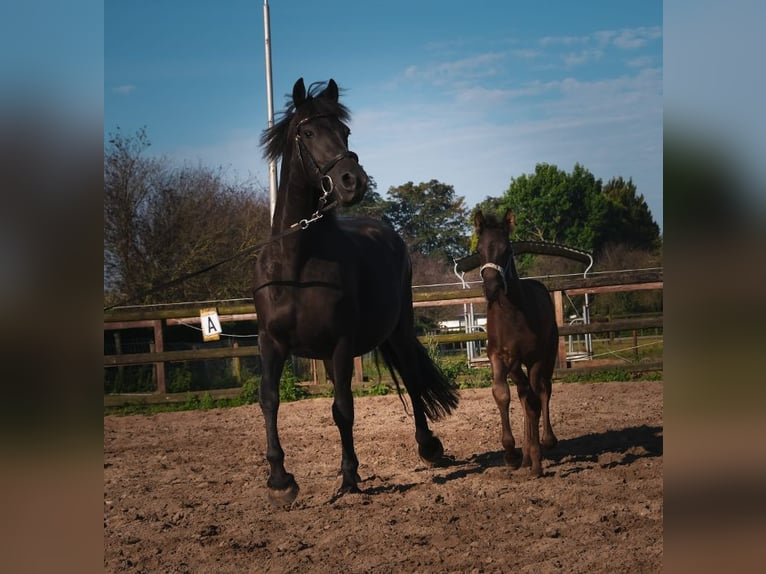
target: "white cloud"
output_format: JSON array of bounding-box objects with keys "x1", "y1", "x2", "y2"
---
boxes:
[
  {"x1": 626, "y1": 56, "x2": 655, "y2": 68},
  {"x1": 404, "y1": 52, "x2": 506, "y2": 86},
  {"x1": 540, "y1": 27, "x2": 661, "y2": 51},
  {"x1": 612, "y1": 26, "x2": 662, "y2": 49},
  {"x1": 593, "y1": 30, "x2": 617, "y2": 46},
  {"x1": 512, "y1": 48, "x2": 542, "y2": 60},
  {"x1": 349, "y1": 65, "x2": 663, "y2": 226},
  {"x1": 562, "y1": 49, "x2": 604, "y2": 67},
  {"x1": 539, "y1": 35, "x2": 588, "y2": 47}
]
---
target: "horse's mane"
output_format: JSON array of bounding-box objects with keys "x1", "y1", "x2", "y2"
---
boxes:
[{"x1": 260, "y1": 81, "x2": 351, "y2": 164}]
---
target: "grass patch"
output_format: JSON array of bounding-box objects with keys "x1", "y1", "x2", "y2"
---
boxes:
[
  {"x1": 106, "y1": 348, "x2": 661, "y2": 416},
  {"x1": 558, "y1": 368, "x2": 662, "y2": 383}
]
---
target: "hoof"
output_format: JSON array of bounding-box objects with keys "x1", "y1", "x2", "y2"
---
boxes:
[
  {"x1": 530, "y1": 464, "x2": 543, "y2": 478},
  {"x1": 328, "y1": 482, "x2": 362, "y2": 504},
  {"x1": 418, "y1": 436, "x2": 445, "y2": 464},
  {"x1": 541, "y1": 436, "x2": 558, "y2": 450},
  {"x1": 337, "y1": 483, "x2": 362, "y2": 497},
  {"x1": 504, "y1": 449, "x2": 522, "y2": 469},
  {"x1": 520, "y1": 453, "x2": 532, "y2": 468},
  {"x1": 267, "y1": 480, "x2": 300, "y2": 508}
]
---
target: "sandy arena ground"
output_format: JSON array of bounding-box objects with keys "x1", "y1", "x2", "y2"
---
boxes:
[{"x1": 104, "y1": 380, "x2": 662, "y2": 573}]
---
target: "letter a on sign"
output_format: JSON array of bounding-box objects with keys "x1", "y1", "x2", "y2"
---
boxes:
[{"x1": 200, "y1": 307, "x2": 223, "y2": 342}]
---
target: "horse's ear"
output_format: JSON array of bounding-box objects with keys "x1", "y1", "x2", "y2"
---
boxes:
[
  {"x1": 292, "y1": 78, "x2": 306, "y2": 107},
  {"x1": 324, "y1": 79, "x2": 339, "y2": 102},
  {"x1": 505, "y1": 209, "x2": 516, "y2": 235},
  {"x1": 473, "y1": 210, "x2": 485, "y2": 233}
]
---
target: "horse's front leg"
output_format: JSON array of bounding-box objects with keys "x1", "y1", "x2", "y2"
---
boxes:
[
  {"x1": 490, "y1": 355, "x2": 519, "y2": 467},
  {"x1": 330, "y1": 341, "x2": 361, "y2": 496},
  {"x1": 509, "y1": 364, "x2": 543, "y2": 477},
  {"x1": 258, "y1": 335, "x2": 299, "y2": 506}
]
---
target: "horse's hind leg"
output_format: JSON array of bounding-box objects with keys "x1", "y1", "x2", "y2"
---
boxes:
[
  {"x1": 329, "y1": 340, "x2": 361, "y2": 495},
  {"x1": 382, "y1": 337, "x2": 444, "y2": 464},
  {"x1": 258, "y1": 334, "x2": 299, "y2": 506},
  {"x1": 490, "y1": 356, "x2": 520, "y2": 467}
]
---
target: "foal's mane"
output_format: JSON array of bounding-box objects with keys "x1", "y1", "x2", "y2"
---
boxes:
[{"x1": 260, "y1": 81, "x2": 351, "y2": 164}]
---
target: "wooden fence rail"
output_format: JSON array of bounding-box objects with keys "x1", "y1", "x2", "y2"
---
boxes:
[{"x1": 104, "y1": 269, "x2": 662, "y2": 400}]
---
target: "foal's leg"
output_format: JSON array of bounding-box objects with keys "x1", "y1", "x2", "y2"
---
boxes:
[
  {"x1": 539, "y1": 369, "x2": 558, "y2": 449},
  {"x1": 490, "y1": 355, "x2": 519, "y2": 467},
  {"x1": 258, "y1": 335, "x2": 299, "y2": 505},
  {"x1": 330, "y1": 340, "x2": 361, "y2": 495},
  {"x1": 509, "y1": 364, "x2": 543, "y2": 477}
]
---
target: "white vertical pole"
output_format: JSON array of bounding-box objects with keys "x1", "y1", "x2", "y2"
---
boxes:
[{"x1": 263, "y1": 0, "x2": 278, "y2": 222}]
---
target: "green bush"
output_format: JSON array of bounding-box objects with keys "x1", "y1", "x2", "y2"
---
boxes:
[
  {"x1": 167, "y1": 363, "x2": 192, "y2": 393},
  {"x1": 199, "y1": 392, "x2": 215, "y2": 410},
  {"x1": 238, "y1": 375, "x2": 260, "y2": 404},
  {"x1": 358, "y1": 380, "x2": 391, "y2": 397},
  {"x1": 279, "y1": 363, "x2": 308, "y2": 402}
]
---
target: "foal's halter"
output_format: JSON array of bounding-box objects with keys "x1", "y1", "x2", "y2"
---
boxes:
[
  {"x1": 294, "y1": 113, "x2": 359, "y2": 203},
  {"x1": 479, "y1": 246, "x2": 515, "y2": 295}
]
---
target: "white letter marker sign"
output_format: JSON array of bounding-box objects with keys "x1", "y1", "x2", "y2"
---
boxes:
[{"x1": 200, "y1": 307, "x2": 223, "y2": 342}]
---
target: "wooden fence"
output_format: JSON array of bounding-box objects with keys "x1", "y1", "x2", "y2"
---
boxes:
[{"x1": 104, "y1": 269, "x2": 662, "y2": 404}]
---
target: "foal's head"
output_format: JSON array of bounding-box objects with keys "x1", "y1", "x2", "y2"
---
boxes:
[
  {"x1": 262, "y1": 78, "x2": 369, "y2": 207},
  {"x1": 474, "y1": 209, "x2": 517, "y2": 302}
]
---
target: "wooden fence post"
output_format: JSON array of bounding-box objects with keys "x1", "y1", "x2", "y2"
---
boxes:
[
  {"x1": 153, "y1": 319, "x2": 166, "y2": 393},
  {"x1": 354, "y1": 356, "x2": 363, "y2": 385},
  {"x1": 113, "y1": 331, "x2": 124, "y2": 391},
  {"x1": 312, "y1": 359, "x2": 327, "y2": 385},
  {"x1": 553, "y1": 290, "x2": 567, "y2": 369},
  {"x1": 231, "y1": 340, "x2": 241, "y2": 382}
]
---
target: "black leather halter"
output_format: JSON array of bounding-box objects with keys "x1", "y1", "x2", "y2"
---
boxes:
[{"x1": 294, "y1": 114, "x2": 359, "y2": 195}]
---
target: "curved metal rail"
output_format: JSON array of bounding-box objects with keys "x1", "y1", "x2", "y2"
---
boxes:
[
  {"x1": 453, "y1": 241, "x2": 595, "y2": 363},
  {"x1": 454, "y1": 241, "x2": 593, "y2": 275}
]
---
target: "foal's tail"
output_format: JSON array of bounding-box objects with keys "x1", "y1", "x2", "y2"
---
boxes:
[{"x1": 378, "y1": 339, "x2": 460, "y2": 421}]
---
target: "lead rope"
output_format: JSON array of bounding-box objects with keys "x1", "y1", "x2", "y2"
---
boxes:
[{"x1": 104, "y1": 195, "x2": 338, "y2": 311}]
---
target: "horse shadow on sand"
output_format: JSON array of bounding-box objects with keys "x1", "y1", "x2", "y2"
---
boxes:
[
  {"x1": 428, "y1": 424, "x2": 663, "y2": 483},
  {"x1": 319, "y1": 425, "x2": 662, "y2": 504}
]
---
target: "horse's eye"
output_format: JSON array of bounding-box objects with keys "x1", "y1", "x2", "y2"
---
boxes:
[{"x1": 303, "y1": 129, "x2": 314, "y2": 139}]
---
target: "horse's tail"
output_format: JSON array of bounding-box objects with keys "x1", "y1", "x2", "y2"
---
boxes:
[{"x1": 378, "y1": 339, "x2": 459, "y2": 422}]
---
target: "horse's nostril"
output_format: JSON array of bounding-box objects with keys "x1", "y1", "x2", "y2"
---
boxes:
[{"x1": 341, "y1": 172, "x2": 356, "y2": 190}]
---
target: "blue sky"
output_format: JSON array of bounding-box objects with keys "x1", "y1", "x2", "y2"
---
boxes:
[{"x1": 105, "y1": 0, "x2": 663, "y2": 229}]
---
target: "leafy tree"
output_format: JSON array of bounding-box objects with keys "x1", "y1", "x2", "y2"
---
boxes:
[
  {"x1": 384, "y1": 179, "x2": 471, "y2": 261},
  {"x1": 104, "y1": 128, "x2": 271, "y2": 306},
  {"x1": 339, "y1": 175, "x2": 388, "y2": 219},
  {"x1": 494, "y1": 163, "x2": 601, "y2": 250},
  {"x1": 591, "y1": 243, "x2": 662, "y2": 318},
  {"x1": 599, "y1": 177, "x2": 661, "y2": 251},
  {"x1": 104, "y1": 127, "x2": 160, "y2": 298},
  {"x1": 479, "y1": 163, "x2": 660, "y2": 255}
]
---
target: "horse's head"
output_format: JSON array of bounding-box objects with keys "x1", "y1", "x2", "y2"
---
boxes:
[
  {"x1": 474, "y1": 209, "x2": 516, "y2": 301},
  {"x1": 289, "y1": 78, "x2": 368, "y2": 207}
]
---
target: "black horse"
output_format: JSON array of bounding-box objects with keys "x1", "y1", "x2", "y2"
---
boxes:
[
  {"x1": 474, "y1": 209, "x2": 558, "y2": 477},
  {"x1": 253, "y1": 78, "x2": 459, "y2": 505}
]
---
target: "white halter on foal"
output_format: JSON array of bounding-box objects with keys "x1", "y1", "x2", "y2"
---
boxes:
[{"x1": 479, "y1": 260, "x2": 510, "y2": 294}]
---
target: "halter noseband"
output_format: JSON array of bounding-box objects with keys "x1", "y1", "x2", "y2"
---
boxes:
[
  {"x1": 479, "y1": 248, "x2": 514, "y2": 295},
  {"x1": 294, "y1": 114, "x2": 359, "y2": 197}
]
